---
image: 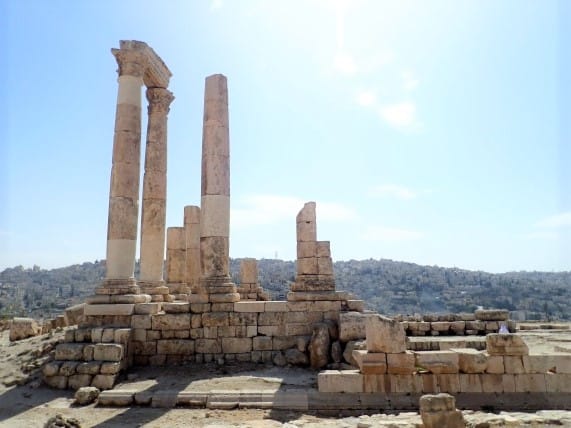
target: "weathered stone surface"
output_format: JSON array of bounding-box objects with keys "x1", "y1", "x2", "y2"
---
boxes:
[
  {"x1": 152, "y1": 314, "x2": 191, "y2": 330},
  {"x1": 64, "y1": 304, "x2": 86, "y2": 326},
  {"x1": 43, "y1": 375, "x2": 68, "y2": 389},
  {"x1": 84, "y1": 304, "x2": 134, "y2": 316},
  {"x1": 93, "y1": 344, "x2": 124, "y2": 362},
  {"x1": 55, "y1": 343, "x2": 85, "y2": 361},
  {"x1": 452, "y1": 348, "x2": 488, "y2": 373},
  {"x1": 366, "y1": 314, "x2": 407, "y2": 353},
  {"x1": 43, "y1": 361, "x2": 62, "y2": 377},
  {"x1": 331, "y1": 341, "x2": 342, "y2": 363},
  {"x1": 486, "y1": 334, "x2": 529, "y2": 356},
  {"x1": 59, "y1": 361, "x2": 79, "y2": 376},
  {"x1": 68, "y1": 374, "x2": 93, "y2": 390},
  {"x1": 92, "y1": 374, "x2": 118, "y2": 390},
  {"x1": 387, "y1": 351, "x2": 416, "y2": 375},
  {"x1": 475, "y1": 309, "x2": 509, "y2": 321},
  {"x1": 9, "y1": 317, "x2": 41, "y2": 341},
  {"x1": 74, "y1": 386, "x2": 100, "y2": 405},
  {"x1": 195, "y1": 338, "x2": 221, "y2": 354},
  {"x1": 343, "y1": 340, "x2": 366, "y2": 366},
  {"x1": 157, "y1": 340, "x2": 194, "y2": 355},
  {"x1": 221, "y1": 338, "x2": 252, "y2": 353},
  {"x1": 339, "y1": 312, "x2": 367, "y2": 342},
  {"x1": 415, "y1": 351, "x2": 459, "y2": 374},
  {"x1": 285, "y1": 348, "x2": 309, "y2": 366},
  {"x1": 419, "y1": 393, "x2": 465, "y2": 428},
  {"x1": 309, "y1": 323, "x2": 330, "y2": 369}
]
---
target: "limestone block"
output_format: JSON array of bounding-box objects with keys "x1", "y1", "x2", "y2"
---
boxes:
[
  {"x1": 55, "y1": 343, "x2": 85, "y2": 361},
  {"x1": 363, "y1": 374, "x2": 387, "y2": 393},
  {"x1": 100, "y1": 362, "x2": 122, "y2": 375},
  {"x1": 131, "y1": 315, "x2": 152, "y2": 330},
  {"x1": 152, "y1": 314, "x2": 191, "y2": 330},
  {"x1": 258, "y1": 325, "x2": 285, "y2": 336},
  {"x1": 65, "y1": 303, "x2": 86, "y2": 326},
  {"x1": 265, "y1": 301, "x2": 287, "y2": 312},
  {"x1": 258, "y1": 312, "x2": 285, "y2": 326},
  {"x1": 466, "y1": 320, "x2": 485, "y2": 331},
  {"x1": 419, "y1": 393, "x2": 465, "y2": 428},
  {"x1": 504, "y1": 356, "x2": 525, "y2": 374},
  {"x1": 134, "y1": 302, "x2": 161, "y2": 315},
  {"x1": 480, "y1": 373, "x2": 503, "y2": 392},
  {"x1": 217, "y1": 326, "x2": 235, "y2": 337},
  {"x1": 112, "y1": 125, "x2": 140, "y2": 164},
  {"x1": 317, "y1": 257, "x2": 334, "y2": 275},
  {"x1": 515, "y1": 374, "x2": 547, "y2": 392},
  {"x1": 316, "y1": 241, "x2": 331, "y2": 257},
  {"x1": 366, "y1": 314, "x2": 407, "y2": 353},
  {"x1": 313, "y1": 300, "x2": 341, "y2": 312},
  {"x1": 296, "y1": 202, "x2": 316, "y2": 223},
  {"x1": 107, "y1": 198, "x2": 138, "y2": 240},
  {"x1": 200, "y1": 194, "x2": 230, "y2": 236},
  {"x1": 157, "y1": 339, "x2": 195, "y2": 355},
  {"x1": 545, "y1": 373, "x2": 571, "y2": 392},
  {"x1": 475, "y1": 309, "x2": 509, "y2": 321},
  {"x1": 201, "y1": 153, "x2": 230, "y2": 196},
  {"x1": 93, "y1": 344, "x2": 124, "y2": 362},
  {"x1": 485, "y1": 354, "x2": 505, "y2": 373},
  {"x1": 458, "y1": 374, "x2": 483, "y2": 393},
  {"x1": 285, "y1": 311, "x2": 323, "y2": 324},
  {"x1": 110, "y1": 161, "x2": 140, "y2": 199},
  {"x1": 84, "y1": 304, "x2": 134, "y2": 316},
  {"x1": 68, "y1": 374, "x2": 93, "y2": 390},
  {"x1": 286, "y1": 323, "x2": 313, "y2": 336},
  {"x1": 352, "y1": 350, "x2": 387, "y2": 374},
  {"x1": 162, "y1": 302, "x2": 190, "y2": 314},
  {"x1": 296, "y1": 212, "x2": 317, "y2": 242},
  {"x1": 76, "y1": 362, "x2": 101, "y2": 375},
  {"x1": 523, "y1": 354, "x2": 571, "y2": 374},
  {"x1": 415, "y1": 351, "x2": 459, "y2": 374},
  {"x1": 58, "y1": 361, "x2": 79, "y2": 377},
  {"x1": 451, "y1": 348, "x2": 488, "y2": 373},
  {"x1": 221, "y1": 337, "x2": 252, "y2": 353},
  {"x1": 102, "y1": 329, "x2": 115, "y2": 343},
  {"x1": 339, "y1": 311, "x2": 367, "y2": 342},
  {"x1": 74, "y1": 328, "x2": 91, "y2": 343},
  {"x1": 234, "y1": 301, "x2": 265, "y2": 313},
  {"x1": 202, "y1": 123, "x2": 230, "y2": 157},
  {"x1": 320, "y1": 370, "x2": 363, "y2": 393},
  {"x1": 309, "y1": 323, "x2": 330, "y2": 369},
  {"x1": 202, "y1": 312, "x2": 229, "y2": 327},
  {"x1": 502, "y1": 374, "x2": 516, "y2": 392},
  {"x1": 83, "y1": 345, "x2": 95, "y2": 361},
  {"x1": 253, "y1": 336, "x2": 273, "y2": 351},
  {"x1": 297, "y1": 241, "x2": 316, "y2": 259},
  {"x1": 195, "y1": 339, "x2": 221, "y2": 354},
  {"x1": 347, "y1": 300, "x2": 364, "y2": 312},
  {"x1": 486, "y1": 334, "x2": 529, "y2": 356},
  {"x1": 449, "y1": 321, "x2": 466, "y2": 332},
  {"x1": 437, "y1": 374, "x2": 460, "y2": 393},
  {"x1": 485, "y1": 321, "x2": 499, "y2": 331},
  {"x1": 430, "y1": 322, "x2": 451, "y2": 332},
  {"x1": 44, "y1": 375, "x2": 68, "y2": 389},
  {"x1": 240, "y1": 258, "x2": 258, "y2": 284},
  {"x1": 387, "y1": 351, "x2": 416, "y2": 374},
  {"x1": 43, "y1": 361, "x2": 62, "y2": 377},
  {"x1": 92, "y1": 374, "x2": 118, "y2": 390},
  {"x1": 297, "y1": 258, "x2": 318, "y2": 276},
  {"x1": 200, "y1": 237, "x2": 229, "y2": 277}
]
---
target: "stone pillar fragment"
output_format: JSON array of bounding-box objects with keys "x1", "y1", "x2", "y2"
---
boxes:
[
  {"x1": 290, "y1": 202, "x2": 336, "y2": 295},
  {"x1": 139, "y1": 87, "x2": 174, "y2": 288},
  {"x1": 184, "y1": 205, "x2": 203, "y2": 294},
  {"x1": 100, "y1": 42, "x2": 147, "y2": 294},
  {"x1": 166, "y1": 227, "x2": 187, "y2": 297},
  {"x1": 199, "y1": 74, "x2": 239, "y2": 303},
  {"x1": 237, "y1": 258, "x2": 269, "y2": 301}
]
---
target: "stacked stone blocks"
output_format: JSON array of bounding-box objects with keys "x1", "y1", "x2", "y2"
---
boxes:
[{"x1": 236, "y1": 258, "x2": 269, "y2": 301}]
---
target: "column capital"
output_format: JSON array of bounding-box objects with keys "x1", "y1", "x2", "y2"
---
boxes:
[
  {"x1": 112, "y1": 48, "x2": 147, "y2": 78},
  {"x1": 147, "y1": 87, "x2": 175, "y2": 115}
]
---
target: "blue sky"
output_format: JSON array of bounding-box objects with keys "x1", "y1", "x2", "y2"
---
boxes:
[{"x1": 1, "y1": 0, "x2": 570, "y2": 273}]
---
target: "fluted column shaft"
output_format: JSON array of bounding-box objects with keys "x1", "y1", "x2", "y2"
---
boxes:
[
  {"x1": 104, "y1": 48, "x2": 146, "y2": 286},
  {"x1": 139, "y1": 87, "x2": 174, "y2": 285}
]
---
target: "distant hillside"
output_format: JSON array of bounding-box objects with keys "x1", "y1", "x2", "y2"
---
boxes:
[{"x1": 1, "y1": 259, "x2": 569, "y2": 320}]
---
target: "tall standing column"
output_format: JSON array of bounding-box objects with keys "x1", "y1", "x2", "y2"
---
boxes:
[
  {"x1": 184, "y1": 205, "x2": 203, "y2": 295},
  {"x1": 199, "y1": 74, "x2": 239, "y2": 303},
  {"x1": 101, "y1": 43, "x2": 147, "y2": 293},
  {"x1": 139, "y1": 87, "x2": 174, "y2": 288}
]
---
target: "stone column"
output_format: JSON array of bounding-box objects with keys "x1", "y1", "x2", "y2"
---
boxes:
[
  {"x1": 199, "y1": 74, "x2": 239, "y2": 303},
  {"x1": 138, "y1": 87, "x2": 174, "y2": 288},
  {"x1": 166, "y1": 227, "x2": 187, "y2": 297},
  {"x1": 101, "y1": 42, "x2": 147, "y2": 293},
  {"x1": 184, "y1": 206, "x2": 203, "y2": 295}
]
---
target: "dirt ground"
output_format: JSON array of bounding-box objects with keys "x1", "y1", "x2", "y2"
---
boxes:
[{"x1": 1, "y1": 326, "x2": 571, "y2": 427}]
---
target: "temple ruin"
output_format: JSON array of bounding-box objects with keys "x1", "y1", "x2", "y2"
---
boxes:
[{"x1": 41, "y1": 41, "x2": 570, "y2": 410}]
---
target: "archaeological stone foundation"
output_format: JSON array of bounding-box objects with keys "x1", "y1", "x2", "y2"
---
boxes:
[{"x1": 41, "y1": 41, "x2": 570, "y2": 410}]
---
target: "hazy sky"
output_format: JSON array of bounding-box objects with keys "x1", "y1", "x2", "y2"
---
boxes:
[{"x1": 1, "y1": 0, "x2": 570, "y2": 273}]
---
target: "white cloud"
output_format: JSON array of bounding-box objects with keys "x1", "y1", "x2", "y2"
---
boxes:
[
  {"x1": 402, "y1": 71, "x2": 419, "y2": 91},
  {"x1": 369, "y1": 184, "x2": 417, "y2": 200},
  {"x1": 231, "y1": 194, "x2": 357, "y2": 229},
  {"x1": 362, "y1": 226, "x2": 423, "y2": 242},
  {"x1": 334, "y1": 52, "x2": 358, "y2": 75},
  {"x1": 355, "y1": 90, "x2": 377, "y2": 107},
  {"x1": 535, "y1": 211, "x2": 571, "y2": 228},
  {"x1": 379, "y1": 101, "x2": 419, "y2": 130},
  {"x1": 210, "y1": 0, "x2": 223, "y2": 10},
  {"x1": 522, "y1": 231, "x2": 558, "y2": 240}
]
